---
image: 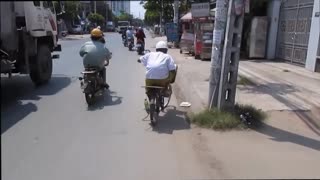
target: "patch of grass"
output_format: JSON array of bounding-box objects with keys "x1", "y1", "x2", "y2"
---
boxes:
[
  {"x1": 191, "y1": 104, "x2": 267, "y2": 130},
  {"x1": 238, "y1": 75, "x2": 256, "y2": 86},
  {"x1": 234, "y1": 104, "x2": 267, "y2": 128}
]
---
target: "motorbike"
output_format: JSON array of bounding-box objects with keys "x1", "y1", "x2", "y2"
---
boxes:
[
  {"x1": 122, "y1": 35, "x2": 127, "y2": 47},
  {"x1": 79, "y1": 53, "x2": 112, "y2": 105},
  {"x1": 136, "y1": 38, "x2": 144, "y2": 55},
  {"x1": 127, "y1": 37, "x2": 134, "y2": 51}
]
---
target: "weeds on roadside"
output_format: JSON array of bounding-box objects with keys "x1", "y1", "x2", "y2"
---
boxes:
[
  {"x1": 191, "y1": 104, "x2": 267, "y2": 130},
  {"x1": 238, "y1": 75, "x2": 256, "y2": 86}
]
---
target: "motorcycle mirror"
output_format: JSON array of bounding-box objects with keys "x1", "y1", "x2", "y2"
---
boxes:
[
  {"x1": 137, "y1": 59, "x2": 141, "y2": 63},
  {"x1": 78, "y1": 77, "x2": 83, "y2": 81}
]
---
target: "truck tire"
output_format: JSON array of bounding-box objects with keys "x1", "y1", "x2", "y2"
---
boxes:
[{"x1": 30, "y1": 44, "x2": 52, "y2": 85}]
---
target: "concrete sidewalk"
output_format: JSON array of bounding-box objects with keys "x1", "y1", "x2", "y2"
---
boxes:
[
  {"x1": 146, "y1": 35, "x2": 320, "y2": 179},
  {"x1": 164, "y1": 40, "x2": 320, "y2": 130}
]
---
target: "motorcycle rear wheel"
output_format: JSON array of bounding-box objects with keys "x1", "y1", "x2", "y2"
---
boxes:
[{"x1": 85, "y1": 93, "x2": 95, "y2": 106}]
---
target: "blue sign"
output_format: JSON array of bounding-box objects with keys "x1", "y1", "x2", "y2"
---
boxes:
[{"x1": 166, "y1": 23, "x2": 179, "y2": 42}]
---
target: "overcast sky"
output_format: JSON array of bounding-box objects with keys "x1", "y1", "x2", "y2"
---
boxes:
[{"x1": 130, "y1": 1, "x2": 146, "y2": 19}]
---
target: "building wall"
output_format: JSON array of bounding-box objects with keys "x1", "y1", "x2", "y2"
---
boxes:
[
  {"x1": 306, "y1": 0, "x2": 320, "y2": 72},
  {"x1": 107, "y1": 1, "x2": 130, "y2": 16}
]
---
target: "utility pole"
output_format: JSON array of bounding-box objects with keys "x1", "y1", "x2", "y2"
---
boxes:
[
  {"x1": 217, "y1": 0, "x2": 245, "y2": 110},
  {"x1": 106, "y1": 3, "x2": 108, "y2": 22},
  {"x1": 208, "y1": 0, "x2": 245, "y2": 110},
  {"x1": 173, "y1": 0, "x2": 179, "y2": 24},
  {"x1": 94, "y1": 1, "x2": 97, "y2": 14},
  {"x1": 208, "y1": 0, "x2": 230, "y2": 109},
  {"x1": 160, "y1": 0, "x2": 164, "y2": 35}
]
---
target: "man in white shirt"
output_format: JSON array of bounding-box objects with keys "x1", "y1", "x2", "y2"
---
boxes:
[{"x1": 139, "y1": 41, "x2": 177, "y2": 96}]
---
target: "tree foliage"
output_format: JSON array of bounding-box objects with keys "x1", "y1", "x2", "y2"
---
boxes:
[
  {"x1": 88, "y1": 13, "x2": 105, "y2": 25},
  {"x1": 118, "y1": 11, "x2": 134, "y2": 22},
  {"x1": 63, "y1": 1, "x2": 80, "y2": 20},
  {"x1": 143, "y1": 0, "x2": 174, "y2": 25}
]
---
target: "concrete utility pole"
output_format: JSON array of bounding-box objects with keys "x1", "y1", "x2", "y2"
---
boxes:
[
  {"x1": 217, "y1": 0, "x2": 245, "y2": 110},
  {"x1": 208, "y1": 0, "x2": 245, "y2": 110},
  {"x1": 173, "y1": 0, "x2": 179, "y2": 24},
  {"x1": 94, "y1": 1, "x2": 97, "y2": 14},
  {"x1": 160, "y1": 0, "x2": 164, "y2": 35},
  {"x1": 106, "y1": 3, "x2": 108, "y2": 21},
  {"x1": 208, "y1": 0, "x2": 230, "y2": 109}
]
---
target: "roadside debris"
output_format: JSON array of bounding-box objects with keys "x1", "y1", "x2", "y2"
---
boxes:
[{"x1": 180, "y1": 102, "x2": 191, "y2": 107}]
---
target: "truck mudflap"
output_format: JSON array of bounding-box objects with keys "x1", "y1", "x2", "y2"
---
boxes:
[{"x1": 53, "y1": 44, "x2": 61, "y2": 52}]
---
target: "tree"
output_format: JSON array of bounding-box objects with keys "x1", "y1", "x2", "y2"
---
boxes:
[
  {"x1": 88, "y1": 13, "x2": 105, "y2": 26},
  {"x1": 143, "y1": 0, "x2": 174, "y2": 25},
  {"x1": 63, "y1": 1, "x2": 80, "y2": 20},
  {"x1": 118, "y1": 11, "x2": 133, "y2": 22}
]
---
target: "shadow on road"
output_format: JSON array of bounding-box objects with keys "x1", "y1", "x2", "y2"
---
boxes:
[
  {"x1": 87, "y1": 90, "x2": 122, "y2": 111},
  {"x1": 1, "y1": 75, "x2": 72, "y2": 134},
  {"x1": 255, "y1": 122, "x2": 320, "y2": 151},
  {"x1": 152, "y1": 106, "x2": 190, "y2": 134},
  {"x1": 238, "y1": 82, "x2": 320, "y2": 136}
]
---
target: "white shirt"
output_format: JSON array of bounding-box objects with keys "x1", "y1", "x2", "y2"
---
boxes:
[{"x1": 140, "y1": 52, "x2": 176, "y2": 79}]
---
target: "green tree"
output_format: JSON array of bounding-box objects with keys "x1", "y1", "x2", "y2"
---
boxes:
[
  {"x1": 88, "y1": 13, "x2": 105, "y2": 26},
  {"x1": 143, "y1": 0, "x2": 174, "y2": 25},
  {"x1": 118, "y1": 11, "x2": 133, "y2": 22},
  {"x1": 63, "y1": 1, "x2": 80, "y2": 20}
]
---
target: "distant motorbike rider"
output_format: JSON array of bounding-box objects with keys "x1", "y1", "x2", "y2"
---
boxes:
[
  {"x1": 135, "y1": 27, "x2": 146, "y2": 47},
  {"x1": 122, "y1": 27, "x2": 128, "y2": 41},
  {"x1": 79, "y1": 28, "x2": 112, "y2": 89},
  {"x1": 126, "y1": 26, "x2": 134, "y2": 44},
  {"x1": 138, "y1": 41, "x2": 177, "y2": 97}
]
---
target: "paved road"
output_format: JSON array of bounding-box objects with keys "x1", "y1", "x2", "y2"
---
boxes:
[{"x1": 1, "y1": 33, "x2": 208, "y2": 180}]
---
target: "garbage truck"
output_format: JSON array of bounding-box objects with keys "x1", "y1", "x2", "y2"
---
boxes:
[{"x1": 0, "y1": 1, "x2": 62, "y2": 85}]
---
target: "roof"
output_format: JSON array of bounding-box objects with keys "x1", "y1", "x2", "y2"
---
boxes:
[
  {"x1": 180, "y1": 12, "x2": 192, "y2": 21},
  {"x1": 180, "y1": 8, "x2": 216, "y2": 21}
]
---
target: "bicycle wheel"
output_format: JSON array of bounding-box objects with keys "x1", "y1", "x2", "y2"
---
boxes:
[
  {"x1": 149, "y1": 97, "x2": 158, "y2": 126},
  {"x1": 162, "y1": 84, "x2": 172, "y2": 108}
]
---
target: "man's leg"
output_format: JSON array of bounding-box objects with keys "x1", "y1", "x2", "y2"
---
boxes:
[{"x1": 100, "y1": 67, "x2": 109, "y2": 89}]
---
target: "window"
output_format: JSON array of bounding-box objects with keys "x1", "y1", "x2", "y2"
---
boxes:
[{"x1": 33, "y1": 1, "x2": 40, "y2": 7}]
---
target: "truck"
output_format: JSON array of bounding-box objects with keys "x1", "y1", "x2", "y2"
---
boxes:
[
  {"x1": 0, "y1": 1, "x2": 62, "y2": 85},
  {"x1": 117, "y1": 21, "x2": 130, "y2": 34},
  {"x1": 106, "y1": 21, "x2": 115, "y2": 32}
]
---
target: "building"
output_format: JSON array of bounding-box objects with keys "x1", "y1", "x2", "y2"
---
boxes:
[
  {"x1": 106, "y1": 1, "x2": 130, "y2": 17},
  {"x1": 267, "y1": 0, "x2": 319, "y2": 72}
]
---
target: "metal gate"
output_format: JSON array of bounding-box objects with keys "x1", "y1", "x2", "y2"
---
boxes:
[{"x1": 276, "y1": 0, "x2": 314, "y2": 65}]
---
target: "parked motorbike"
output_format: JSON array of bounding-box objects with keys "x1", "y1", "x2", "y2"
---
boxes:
[
  {"x1": 127, "y1": 37, "x2": 134, "y2": 51},
  {"x1": 136, "y1": 39, "x2": 144, "y2": 55},
  {"x1": 79, "y1": 53, "x2": 112, "y2": 105}
]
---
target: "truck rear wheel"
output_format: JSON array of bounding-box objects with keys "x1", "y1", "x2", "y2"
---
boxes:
[{"x1": 30, "y1": 44, "x2": 52, "y2": 85}]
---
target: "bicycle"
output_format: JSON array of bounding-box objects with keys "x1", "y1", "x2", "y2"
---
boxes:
[{"x1": 141, "y1": 84, "x2": 173, "y2": 126}]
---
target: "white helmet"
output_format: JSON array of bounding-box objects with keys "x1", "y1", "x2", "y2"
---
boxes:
[
  {"x1": 156, "y1": 41, "x2": 168, "y2": 49},
  {"x1": 97, "y1": 26, "x2": 101, "y2": 29}
]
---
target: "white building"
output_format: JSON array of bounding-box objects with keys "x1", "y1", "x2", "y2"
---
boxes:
[{"x1": 106, "y1": 1, "x2": 130, "y2": 17}]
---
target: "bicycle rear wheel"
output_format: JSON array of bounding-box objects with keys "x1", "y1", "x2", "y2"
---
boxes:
[{"x1": 162, "y1": 84, "x2": 172, "y2": 108}]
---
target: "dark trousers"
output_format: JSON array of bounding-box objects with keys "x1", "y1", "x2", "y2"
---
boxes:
[{"x1": 99, "y1": 67, "x2": 106, "y2": 84}]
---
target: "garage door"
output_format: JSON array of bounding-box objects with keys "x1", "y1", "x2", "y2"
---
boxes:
[{"x1": 276, "y1": 0, "x2": 314, "y2": 65}]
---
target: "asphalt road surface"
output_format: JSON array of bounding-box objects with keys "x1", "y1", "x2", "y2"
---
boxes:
[{"x1": 1, "y1": 33, "x2": 208, "y2": 180}]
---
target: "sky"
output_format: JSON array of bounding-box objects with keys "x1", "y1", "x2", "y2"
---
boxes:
[{"x1": 130, "y1": 1, "x2": 146, "y2": 19}]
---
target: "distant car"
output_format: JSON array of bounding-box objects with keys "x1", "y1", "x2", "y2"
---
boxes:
[
  {"x1": 106, "y1": 24, "x2": 115, "y2": 32},
  {"x1": 71, "y1": 25, "x2": 83, "y2": 34}
]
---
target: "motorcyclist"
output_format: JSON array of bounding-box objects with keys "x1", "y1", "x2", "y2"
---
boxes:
[
  {"x1": 121, "y1": 27, "x2": 128, "y2": 41},
  {"x1": 135, "y1": 27, "x2": 146, "y2": 47},
  {"x1": 79, "y1": 28, "x2": 112, "y2": 89},
  {"x1": 96, "y1": 25, "x2": 106, "y2": 44},
  {"x1": 138, "y1": 41, "x2": 177, "y2": 98},
  {"x1": 126, "y1": 26, "x2": 134, "y2": 45}
]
